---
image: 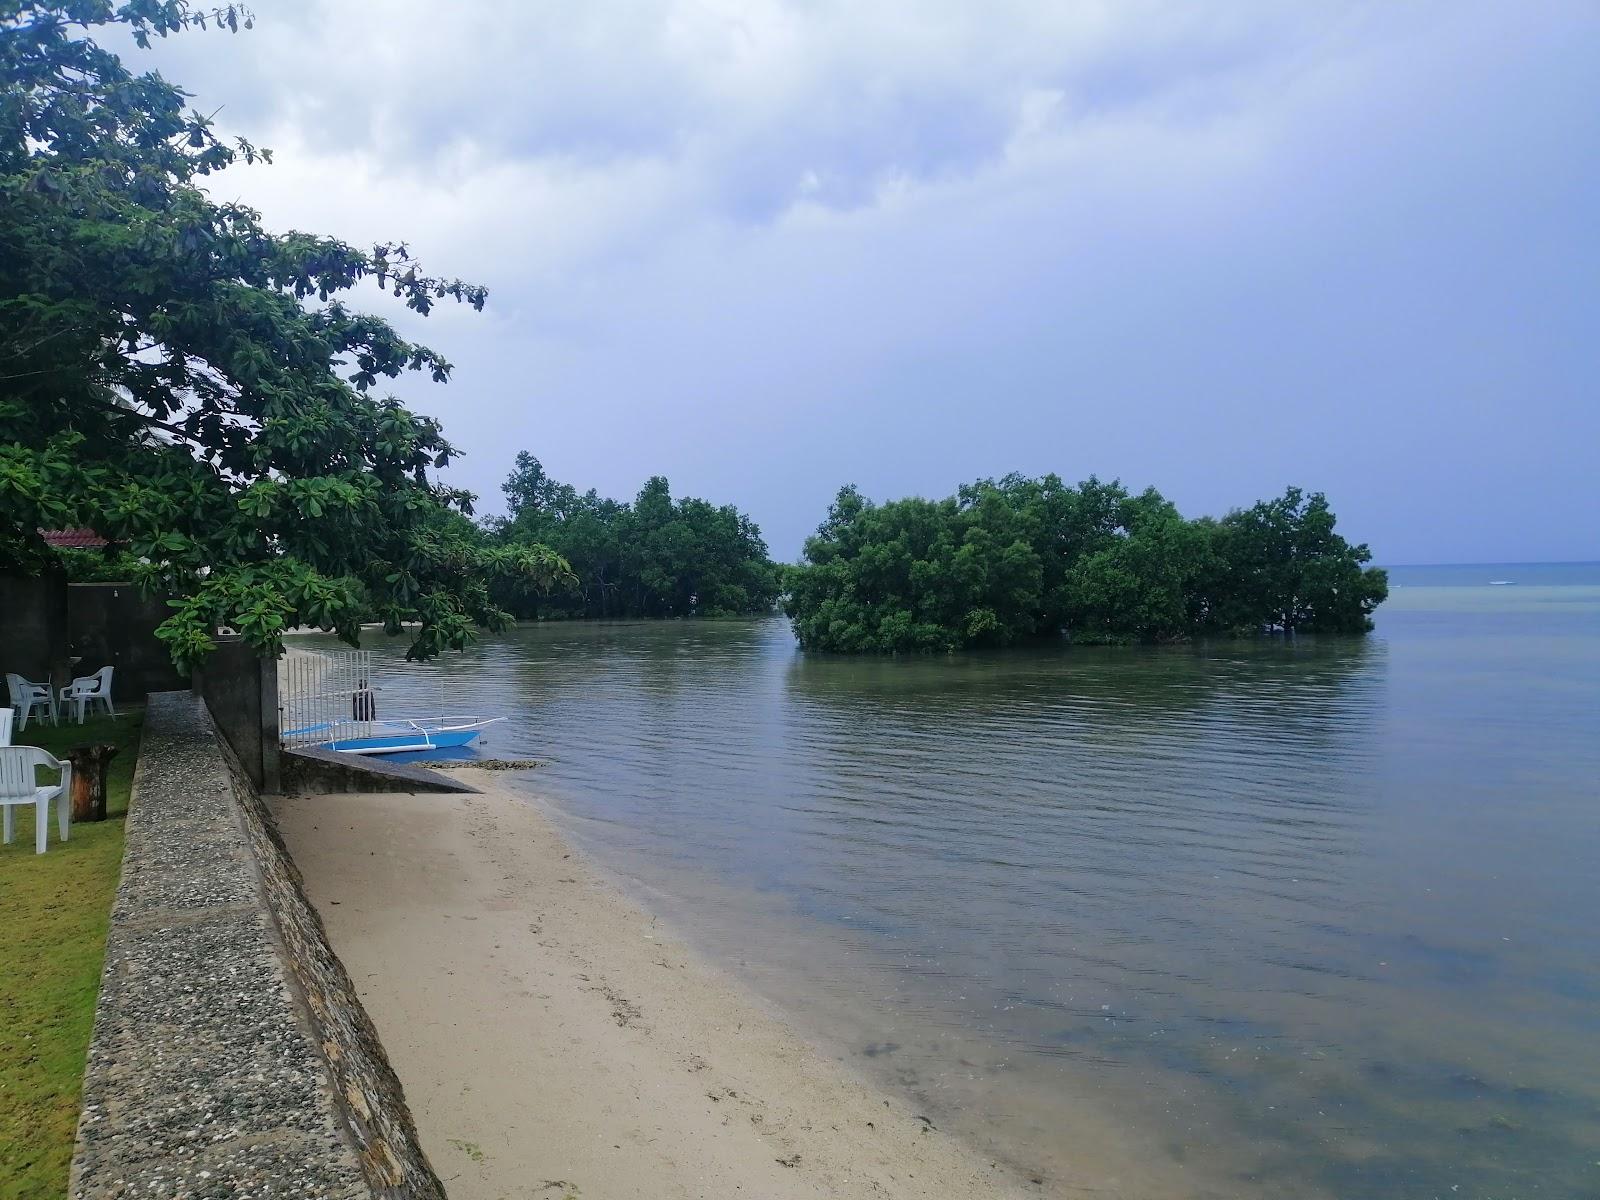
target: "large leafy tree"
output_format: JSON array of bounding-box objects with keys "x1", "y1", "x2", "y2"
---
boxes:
[
  {"x1": 1, "y1": 1, "x2": 566, "y2": 669},
  {"x1": 785, "y1": 484, "x2": 1045, "y2": 653},
  {"x1": 1061, "y1": 489, "x2": 1217, "y2": 642},
  {"x1": 1202, "y1": 487, "x2": 1389, "y2": 635},
  {"x1": 494, "y1": 453, "x2": 779, "y2": 620}
]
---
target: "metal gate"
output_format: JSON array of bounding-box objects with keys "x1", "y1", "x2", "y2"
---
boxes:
[{"x1": 279, "y1": 648, "x2": 375, "y2": 748}]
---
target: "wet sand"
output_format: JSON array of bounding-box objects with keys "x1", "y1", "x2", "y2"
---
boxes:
[{"x1": 271, "y1": 774, "x2": 1034, "y2": 1200}]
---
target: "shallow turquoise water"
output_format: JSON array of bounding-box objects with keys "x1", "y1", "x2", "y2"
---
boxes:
[{"x1": 312, "y1": 563, "x2": 1600, "y2": 1197}]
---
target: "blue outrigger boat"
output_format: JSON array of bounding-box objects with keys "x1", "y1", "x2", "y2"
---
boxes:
[
  {"x1": 319, "y1": 716, "x2": 506, "y2": 755},
  {"x1": 280, "y1": 649, "x2": 508, "y2": 756},
  {"x1": 281, "y1": 715, "x2": 506, "y2": 755}
]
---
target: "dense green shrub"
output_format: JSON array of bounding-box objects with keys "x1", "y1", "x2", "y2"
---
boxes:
[
  {"x1": 785, "y1": 476, "x2": 1386, "y2": 652},
  {"x1": 493, "y1": 453, "x2": 779, "y2": 619}
]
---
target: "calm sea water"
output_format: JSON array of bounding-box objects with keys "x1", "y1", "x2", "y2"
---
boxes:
[{"x1": 304, "y1": 562, "x2": 1600, "y2": 1198}]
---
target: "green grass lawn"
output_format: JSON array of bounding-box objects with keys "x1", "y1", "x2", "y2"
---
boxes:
[{"x1": 0, "y1": 709, "x2": 142, "y2": 1200}]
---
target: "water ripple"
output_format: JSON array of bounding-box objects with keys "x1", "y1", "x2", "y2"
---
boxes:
[{"x1": 302, "y1": 589, "x2": 1600, "y2": 1197}]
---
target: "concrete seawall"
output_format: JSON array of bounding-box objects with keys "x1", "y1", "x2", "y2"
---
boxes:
[
  {"x1": 71, "y1": 691, "x2": 444, "y2": 1198},
  {"x1": 282, "y1": 744, "x2": 479, "y2": 796}
]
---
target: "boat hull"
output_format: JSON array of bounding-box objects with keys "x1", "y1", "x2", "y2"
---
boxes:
[{"x1": 323, "y1": 729, "x2": 483, "y2": 755}]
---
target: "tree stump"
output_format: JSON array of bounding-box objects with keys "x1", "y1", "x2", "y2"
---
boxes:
[{"x1": 67, "y1": 744, "x2": 119, "y2": 823}]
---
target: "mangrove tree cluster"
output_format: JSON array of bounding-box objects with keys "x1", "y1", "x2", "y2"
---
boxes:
[
  {"x1": 493, "y1": 453, "x2": 779, "y2": 619},
  {"x1": 784, "y1": 476, "x2": 1388, "y2": 652}
]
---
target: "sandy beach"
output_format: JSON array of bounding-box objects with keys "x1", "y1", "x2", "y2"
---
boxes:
[{"x1": 271, "y1": 773, "x2": 1034, "y2": 1200}]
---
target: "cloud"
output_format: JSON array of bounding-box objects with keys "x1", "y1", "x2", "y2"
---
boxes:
[
  {"x1": 143, "y1": 2, "x2": 1376, "y2": 220},
  {"x1": 122, "y1": 1, "x2": 1600, "y2": 562}
]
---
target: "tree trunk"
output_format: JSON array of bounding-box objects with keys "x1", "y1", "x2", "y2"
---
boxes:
[{"x1": 67, "y1": 743, "x2": 119, "y2": 822}]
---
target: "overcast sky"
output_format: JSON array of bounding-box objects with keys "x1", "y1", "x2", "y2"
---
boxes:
[{"x1": 129, "y1": 1, "x2": 1597, "y2": 563}]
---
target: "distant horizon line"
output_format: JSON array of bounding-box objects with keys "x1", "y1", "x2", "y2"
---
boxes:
[{"x1": 1377, "y1": 559, "x2": 1600, "y2": 568}]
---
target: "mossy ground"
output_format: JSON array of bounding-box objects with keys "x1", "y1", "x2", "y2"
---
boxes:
[{"x1": 0, "y1": 710, "x2": 142, "y2": 1200}]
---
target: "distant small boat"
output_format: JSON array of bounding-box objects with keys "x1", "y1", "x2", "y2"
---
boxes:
[
  {"x1": 286, "y1": 715, "x2": 506, "y2": 756},
  {"x1": 1489, "y1": 580, "x2": 1515, "y2": 586}
]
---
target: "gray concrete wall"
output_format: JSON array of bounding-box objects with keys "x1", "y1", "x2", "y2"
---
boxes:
[
  {"x1": 0, "y1": 570, "x2": 70, "y2": 689},
  {"x1": 66, "y1": 583, "x2": 187, "y2": 700},
  {"x1": 282, "y1": 745, "x2": 479, "y2": 796},
  {"x1": 72, "y1": 692, "x2": 445, "y2": 1199},
  {"x1": 192, "y1": 638, "x2": 281, "y2": 793},
  {"x1": 2, "y1": 574, "x2": 188, "y2": 702}
]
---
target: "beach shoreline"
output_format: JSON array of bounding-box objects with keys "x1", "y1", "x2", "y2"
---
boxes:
[{"x1": 271, "y1": 772, "x2": 1036, "y2": 1200}]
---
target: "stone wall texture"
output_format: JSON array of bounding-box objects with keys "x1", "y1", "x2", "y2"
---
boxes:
[{"x1": 71, "y1": 691, "x2": 445, "y2": 1199}]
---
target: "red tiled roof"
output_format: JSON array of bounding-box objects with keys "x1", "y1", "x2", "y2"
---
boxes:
[{"x1": 40, "y1": 528, "x2": 109, "y2": 549}]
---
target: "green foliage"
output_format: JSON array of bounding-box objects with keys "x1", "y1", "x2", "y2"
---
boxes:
[
  {"x1": 785, "y1": 476, "x2": 1387, "y2": 652},
  {"x1": 54, "y1": 545, "x2": 143, "y2": 581},
  {"x1": 0, "y1": 3, "x2": 562, "y2": 670},
  {"x1": 494, "y1": 452, "x2": 779, "y2": 619},
  {"x1": 1203, "y1": 487, "x2": 1391, "y2": 636}
]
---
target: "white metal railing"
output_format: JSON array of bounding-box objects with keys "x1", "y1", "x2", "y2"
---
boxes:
[{"x1": 278, "y1": 649, "x2": 375, "y2": 749}]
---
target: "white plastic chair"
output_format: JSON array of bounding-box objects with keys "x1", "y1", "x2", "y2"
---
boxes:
[
  {"x1": 60, "y1": 666, "x2": 115, "y2": 724},
  {"x1": 0, "y1": 746, "x2": 72, "y2": 854},
  {"x1": 0, "y1": 708, "x2": 12, "y2": 747},
  {"x1": 5, "y1": 674, "x2": 55, "y2": 731}
]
